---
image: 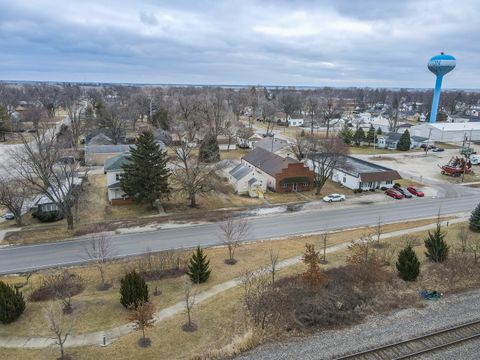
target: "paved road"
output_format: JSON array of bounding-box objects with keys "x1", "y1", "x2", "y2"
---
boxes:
[{"x1": 0, "y1": 193, "x2": 479, "y2": 274}]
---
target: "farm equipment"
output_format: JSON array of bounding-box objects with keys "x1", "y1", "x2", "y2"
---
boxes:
[{"x1": 440, "y1": 157, "x2": 472, "y2": 177}]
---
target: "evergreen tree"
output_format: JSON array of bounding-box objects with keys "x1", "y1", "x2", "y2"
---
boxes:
[
  {"x1": 376, "y1": 127, "x2": 383, "y2": 136},
  {"x1": 186, "y1": 246, "x2": 211, "y2": 284},
  {"x1": 424, "y1": 222, "x2": 449, "y2": 263},
  {"x1": 121, "y1": 131, "x2": 170, "y2": 206},
  {"x1": 0, "y1": 281, "x2": 25, "y2": 324},
  {"x1": 339, "y1": 124, "x2": 353, "y2": 145},
  {"x1": 353, "y1": 127, "x2": 365, "y2": 146},
  {"x1": 366, "y1": 124, "x2": 376, "y2": 146},
  {"x1": 470, "y1": 203, "x2": 480, "y2": 232},
  {"x1": 199, "y1": 133, "x2": 220, "y2": 163},
  {"x1": 120, "y1": 271, "x2": 149, "y2": 309},
  {"x1": 396, "y1": 245, "x2": 420, "y2": 281},
  {"x1": 396, "y1": 130, "x2": 411, "y2": 151}
]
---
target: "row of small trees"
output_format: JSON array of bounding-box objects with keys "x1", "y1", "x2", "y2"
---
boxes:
[{"x1": 339, "y1": 124, "x2": 411, "y2": 150}]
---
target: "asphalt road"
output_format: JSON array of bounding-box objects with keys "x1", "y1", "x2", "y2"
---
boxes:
[{"x1": 0, "y1": 193, "x2": 479, "y2": 274}]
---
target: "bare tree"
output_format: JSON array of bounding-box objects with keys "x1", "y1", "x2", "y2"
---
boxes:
[
  {"x1": 258, "y1": 98, "x2": 277, "y2": 135},
  {"x1": 97, "y1": 102, "x2": 129, "y2": 144},
  {"x1": 219, "y1": 217, "x2": 251, "y2": 265},
  {"x1": 268, "y1": 248, "x2": 279, "y2": 288},
  {"x1": 306, "y1": 136, "x2": 348, "y2": 195},
  {"x1": 128, "y1": 301, "x2": 155, "y2": 347},
  {"x1": 304, "y1": 96, "x2": 320, "y2": 135},
  {"x1": 388, "y1": 97, "x2": 400, "y2": 132},
  {"x1": 201, "y1": 91, "x2": 228, "y2": 137},
  {"x1": 289, "y1": 133, "x2": 311, "y2": 161},
  {"x1": 60, "y1": 84, "x2": 84, "y2": 151},
  {"x1": 182, "y1": 280, "x2": 197, "y2": 332},
  {"x1": 458, "y1": 224, "x2": 471, "y2": 253},
  {"x1": 8, "y1": 125, "x2": 84, "y2": 230},
  {"x1": 319, "y1": 98, "x2": 340, "y2": 138},
  {"x1": 320, "y1": 233, "x2": 328, "y2": 263},
  {"x1": 44, "y1": 302, "x2": 74, "y2": 360},
  {"x1": 170, "y1": 131, "x2": 220, "y2": 207},
  {"x1": 83, "y1": 233, "x2": 117, "y2": 290},
  {"x1": 242, "y1": 269, "x2": 271, "y2": 329},
  {"x1": 278, "y1": 91, "x2": 301, "y2": 128},
  {"x1": 0, "y1": 177, "x2": 31, "y2": 226},
  {"x1": 374, "y1": 217, "x2": 383, "y2": 247},
  {"x1": 468, "y1": 233, "x2": 480, "y2": 264}
]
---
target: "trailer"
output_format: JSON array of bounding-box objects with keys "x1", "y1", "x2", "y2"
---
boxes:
[{"x1": 440, "y1": 157, "x2": 472, "y2": 177}]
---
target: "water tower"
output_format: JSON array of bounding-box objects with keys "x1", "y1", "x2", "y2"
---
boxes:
[{"x1": 428, "y1": 52, "x2": 456, "y2": 123}]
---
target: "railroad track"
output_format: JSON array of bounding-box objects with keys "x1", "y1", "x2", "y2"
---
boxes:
[{"x1": 335, "y1": 319, "x2": 480, "y2": 359}]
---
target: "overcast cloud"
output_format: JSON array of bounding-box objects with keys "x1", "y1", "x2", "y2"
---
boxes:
[{"x1": 0, "y1": 0, "x2": 478, "y2": 88}]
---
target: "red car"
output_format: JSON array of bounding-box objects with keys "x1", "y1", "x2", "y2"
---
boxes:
[
  {"x1": 407, "y1": 186, "x2": 424, "y2": 197},
  {"x1": 385, "y1": 188, "x2": 404, "y2": 199}
]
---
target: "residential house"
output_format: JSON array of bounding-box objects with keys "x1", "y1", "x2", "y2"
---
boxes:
[
  {"x1": 325, "y1": 155, "x2": 401, "y2": 191},
  {"x1": 104, "y1": 153, "x2": 131, "y2": 204},
  {"x1": 237, "y1": 133, "x2": 263, "y2": 149},
  {"x1": 241, "y1": 147, "x2": 314, "y2": 192},
  {"x1": 377, "y1": 132, "x2": 428, "y2": 149},
  {"x1": 228, "y1": 164, "x2": 266, "y2": 197},
  {"x1": 288, "y1": 118, "x2": 304, "y2": 127},
  {"x1": 84, "y1": 130, "x2": 132, "y2": 165},
  {"x1": 218, "y1": 136, "x2": 237, "y2": 151}
]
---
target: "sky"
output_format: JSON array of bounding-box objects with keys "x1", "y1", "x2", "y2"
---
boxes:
[{"x1": 0, "y1": 0, "x2": 479, "y2": 88}]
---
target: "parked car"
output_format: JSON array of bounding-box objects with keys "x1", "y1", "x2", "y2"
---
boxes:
[
  {"x1": 323, "y1": 193, "x2": 346, "y2": 202},
  {"x1": 393, "y1": 185, "x2": 413, "y2": 198},
  {"x1": 385, "y1": 188, "x2": 403, "y2": 199},
  {"x1": 3, "y1": 212, "x2": 14, "y2": 220},
  {"x1": 432, "y1": 147, "x2": 444, "y2": 152},
  {"x1": 407, "y1": 186, "x2": 424, "y2": 197},
  {"x1": 420, "y1": 144, "x2": 436, "y2": 150}
]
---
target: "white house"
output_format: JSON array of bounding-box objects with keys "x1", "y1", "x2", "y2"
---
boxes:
[
  {"x1": 377, "y1": 132, "x2": 428, "y2": 149},
  {"x1": 228, "y1": 164, "x2": 266, "y2": 197},
  {"x1": 288, "y1": 118, "x2": 304, "y2": 127},
  {"x1": 311, "y1": 155, "x2": 401, "y2": 191},
  {"x1": 104, "y1": 153, "x2": 131, "y2": 204}
]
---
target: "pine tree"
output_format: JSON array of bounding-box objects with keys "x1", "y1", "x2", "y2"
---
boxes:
[
  {"x1": 470, "y1": 203, "x2": 480, "y2": 232},
  {"x1": 366, "y1": 124, "x2": 376, "y2": 146},
  {"x1": 0, "y1": 281, "x2": 26, "y2": 324},
  {"x1": 199, "y1": 133, "x2": 220, "y2": 163},
  {"x1": 396, "y1": 245, "x2": 420, "y2": 281},
  {"x1": 424, "y1": 222, "x2": 449, "y2": 263},
  {"x1": 121, "y1": 131, "x2": 170, "y2": 206},
  {"x1": 120, "y1": 271, "x2": 149, "y2": 309},
  {"x1": 353, "y1": 127, "x2": 365, "y2": 146},
  {"x1": 396, "y1": 130, "x2": 411, "y2": 151},
  {"x1": 376, "y1": 127, "x2": 383, "y2": 136},
  {"x1": 186, "y1": 246, "x2": 211, "y2": 284},
  {"x1": 339, "y1": 124, "x2": 353, "y2": 144}
]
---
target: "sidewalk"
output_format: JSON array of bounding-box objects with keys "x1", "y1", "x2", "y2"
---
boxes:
[{"x1": 0, "y1": 217, "x2": 466, "y2": 349}]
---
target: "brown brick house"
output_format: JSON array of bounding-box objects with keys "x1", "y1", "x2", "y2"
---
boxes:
[{"x1": 241, "y1": 147, "x2": 314, "y2": 193}]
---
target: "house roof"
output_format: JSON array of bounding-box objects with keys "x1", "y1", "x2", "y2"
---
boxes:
[
  {"x1": 242, "y1": 147, "x2": 297, "y2": 177},
  {"x1": 254, "y1": 137, "x2": 289, "y2": 153},
  {"x1": 108, "y1": 182, "x2": 122, "y2": 189},
  {"x1": 336, "y1": 155, "x2": 401, "y2": 183},
  {"x1": 383, "y1": 132, "x2": 428, "y2": 143},
  {"x1": 104, "y1": 153, "x2": 131, "y2": 172},
  {"x1": 87, "y1": 133, "x2": 114, "y2": 145},
  {"x1": 86, "y1": 144, "x2": 132, "y2": 154},
  {"x1": 248, "y1": 177, "x2": 259, "y2": 185},
  {"x1": 229, "y1": 164, "x2": 252, "y2": 180}
]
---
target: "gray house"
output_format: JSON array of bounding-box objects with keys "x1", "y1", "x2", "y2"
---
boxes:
[{"x1": 377, "y1": 132, "x2": 428, "y2": 149}]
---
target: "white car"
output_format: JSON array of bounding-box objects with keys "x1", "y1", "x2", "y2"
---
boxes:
[
  {"x1": 322, "y1": 194, "x2": 346, "y2": 203},
  {"x1": 3, "y1": 212, "x2": 15, "y2": 220}
]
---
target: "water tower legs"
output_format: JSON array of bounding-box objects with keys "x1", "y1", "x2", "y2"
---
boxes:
[{"x1": 429, "y1": 74, "x2": 443, "y2": 123}]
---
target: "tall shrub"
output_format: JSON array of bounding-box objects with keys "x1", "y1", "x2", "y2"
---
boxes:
[
  {"x1": 120, "y1": 271, "x2": 149, "y2": 309},
  {"x1": 0, "y1": 281, "x2": 25, "y2": 324},
  {"x1": 396, "y1": 245, "x2": 420, "y2": 281},
  {"x1": 186, "y1": 246, "x2": 211, "y2": 284}
]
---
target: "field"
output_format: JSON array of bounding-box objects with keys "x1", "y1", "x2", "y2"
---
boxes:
[{"x1": 0, "y1": 216, "x2": 471, "y2": 360}]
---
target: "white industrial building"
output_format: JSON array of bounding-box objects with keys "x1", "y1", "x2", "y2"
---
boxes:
[{"x1": 410, "y1": 123, "x2": 480, "y2": 142}]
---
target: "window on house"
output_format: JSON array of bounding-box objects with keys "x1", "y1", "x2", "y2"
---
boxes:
[
  {"x1": 386, "y1": 180, "x2": 392, "y2": 184},
  {"x1": 303, "y1": 182, "x2": 309, "y2": 186},
  {"x1": 115, "y1": 173, "x2": 124, "y2": 181},
  {"x1": 282, "y1": 183, "x2": 288, "y2": 188},
  {"x1": 343, "y1": 176, "x2": 346, "y2": 183}
]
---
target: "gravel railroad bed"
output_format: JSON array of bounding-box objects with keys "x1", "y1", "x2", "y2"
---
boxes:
[{"x1": 238, "y1": 288, "x2": 480, "y2": 360}]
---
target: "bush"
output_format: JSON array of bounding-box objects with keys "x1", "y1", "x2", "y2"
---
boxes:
[
  {"x1": 0, "y1": 281, "x2": 26, "y2": 324},
  {"x1": 29, "y1": 271, "x2": 85, "y2": 302},
  {"x1": 120, "y1": 270, "x2": 149, "y2": 309},
  {"x1": 470, "y1": 203, "x2": 480, "y2": 232},
  {"x1": 396, "y1": 245, "x2": 420, "y2": 281},
  {"x1": 186, "y1": 246, "x2": 211, "y2": 284},
  {"x1": 424, "y1": 223, "x2": 449, "y2": 263},
  {"x1": 35, "y1": 210, "x2": 64, "y2": 222}
]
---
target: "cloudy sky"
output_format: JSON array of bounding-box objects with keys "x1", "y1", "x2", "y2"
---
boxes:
[{"x1": 0, "y1": 0, "x2": 478, "y2": 88}]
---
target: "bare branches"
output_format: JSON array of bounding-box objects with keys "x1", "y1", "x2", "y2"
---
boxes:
[
  {"x1": 182, "y1": 280, "x2": 197, "y2": 332},
  {"x1": 268, "y1": 248, "x2": 279, "y2": 288},
  {"x1": 83, "y1": 233, "x2": 117, "y2": 290},
  {"x1": 219, "y1": 217, "x2": 251, "y2": 265},
  {"x1": 128, "y1": 301, "x2": 155, "y2": 347},
  {"x1": 0, "y1": 177, "x2": 31, "y2": 226},
  {"x1": 43, "y1": 302, "x2": 74, "y2": 360}
]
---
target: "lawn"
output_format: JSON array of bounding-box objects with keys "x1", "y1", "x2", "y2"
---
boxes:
[
  {"x1": 0, "y1": 217, "x2": 469, "y2": 360},
  {"x1": 349, "y1": 146, "x2": 422, "y2": 155}
]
